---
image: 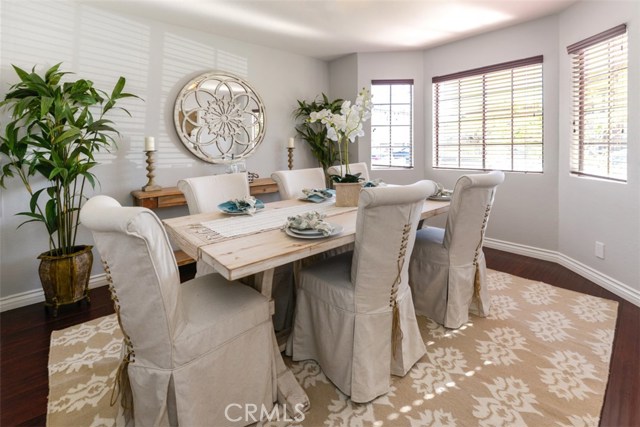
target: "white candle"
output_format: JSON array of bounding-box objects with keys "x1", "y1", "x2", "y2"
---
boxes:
[
  {"x1": 288, "y1": 137, "x2": 295, "y2": 148},
  {"x1": 144, "y1": 136, "x2": 155, "y2": 151}
]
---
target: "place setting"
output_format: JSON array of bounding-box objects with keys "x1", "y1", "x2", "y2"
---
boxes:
[
  {"x1": 298, "y1": 188, "x2": 335, "y2": 203},
  {"x1": 428, "y1": 183, "x2": 453, "y2": 201},
  {"x1": 217, "y1": 196, "x2": 265, "y2": 215},
  {"x1": 283, "y1": 211, "x2": 343, "y2": 239}
]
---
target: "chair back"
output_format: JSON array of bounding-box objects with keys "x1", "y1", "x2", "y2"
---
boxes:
[
  {"x1": 80, "y1": 196, "x2": 184, "y2": 368},
  {"x1": 351, "y1": 180, "x2": 436, "y2": 310},
  {"x1": 444, "y1": 171, "x2": 505, "y2": 264},
  {"x1": 326, "y1": 162, "x2": 370, "y2": 181},
  {"x1": 271, "y1": 167, "x2": 326, "y2": 200},
  {"x1": 177, "y1": 172, "x2": 250, "y2": 214}
]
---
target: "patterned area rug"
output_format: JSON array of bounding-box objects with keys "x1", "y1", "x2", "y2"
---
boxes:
[{"x1": 47, "y1": 270, "x2": 618, "y2": 426}]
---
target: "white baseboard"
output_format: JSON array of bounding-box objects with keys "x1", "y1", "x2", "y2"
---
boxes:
[
  {"x1": 484, "y1": 238, "x2": 640, "y2": 307},
  {"x1": 0, "y1": 273, "x2": 108, "y2": 312}
]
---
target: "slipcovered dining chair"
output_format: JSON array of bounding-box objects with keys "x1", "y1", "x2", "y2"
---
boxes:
[
  {"x1": 80, "y1": 195, "x2": 275, "y2": 426},
  {"x1": 326, "y1": 162, "x2": 370, "y2": 181},
  {"x1": 409, "y1": 171, "x2": 505, "y2": 329},
  {"x1": 177, "y1": 173, "x2": 250, "y2": 277},
  {"x1": 178, "y1": 173, "x2": 294, "y2": 332},
  {"x1": 178, "y1": 172, "x2": 250, "y2": 216},
  {"x1": 271, "y1": 167, "x2": 326, "y2": 200},
  {"x1": 291, "y1": 180, "x2": 437, "y2": 403}
]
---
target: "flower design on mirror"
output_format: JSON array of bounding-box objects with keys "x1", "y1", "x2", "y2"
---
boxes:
[{"x1": 174, "y1": 72, "x2": 266, "y2": 164}]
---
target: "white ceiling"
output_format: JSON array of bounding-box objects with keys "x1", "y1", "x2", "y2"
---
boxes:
[{"x1": 85, "y1": 0, "x2": 578, "y2": 61}]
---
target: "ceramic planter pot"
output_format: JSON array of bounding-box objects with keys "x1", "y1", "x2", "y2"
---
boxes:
[
  {"x1": 38, "y1": 245, "x2": 93, "y2": 316},
  {"x1": 334, "y1": 182, "x2": 362, "y2": 207}
]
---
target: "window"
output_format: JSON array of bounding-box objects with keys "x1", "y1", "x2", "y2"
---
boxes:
[
  {"x1": 433, "y1": 56, "x2": 543, "y2": 172},
  {"x1": 568, "y1": 24, "x2": 627, "y2": 182},
  {"x1": 370, "y1": 80, "x2": 413, "y2": 168}
]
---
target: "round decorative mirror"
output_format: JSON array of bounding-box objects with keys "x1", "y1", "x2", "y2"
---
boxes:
[{"x1": 174, "y1": 71, "x2": 266, "y2": 164}]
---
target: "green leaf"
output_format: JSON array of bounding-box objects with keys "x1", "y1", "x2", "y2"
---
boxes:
[
  {"x1": 40, "y1": 96, "x2": 54, "y2": 118},
  {"x1": 12, "y1": 65, "x2": 30, "y2": 82},
  {"x1": 30, "y1": 188, "x2": 46, "y2": 213}
]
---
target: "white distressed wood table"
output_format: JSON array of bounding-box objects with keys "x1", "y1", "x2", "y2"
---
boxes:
[
  {"x1": 162, "y1": 197, "x2": 450, "y2": 412},
  {"x1": 163, "y1": 197, "x2": 450, "y2": 297}
]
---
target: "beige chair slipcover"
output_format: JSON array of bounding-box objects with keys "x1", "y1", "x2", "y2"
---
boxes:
[
  {"x1": 80, "y1": 196, "x2": 276, "y2": 426},
  {"x1": 271, "y1": 168, "x2": 326, "y2": 199},
  {"x1": 326, "y1": 162, "x2": 370, "y2": 181},
  {"x1": 177, "y1": 173, "x2": 250, "y2": 277},
  {"x1": 178, "y1": 172, "x2": 250, "y2": 216},
  {"x1": 409, "y1": 171, "x2": 505, "y2": 329},
  {"x1": 291, "y1": 180, "x2": 436, "y2": 403},
  {"x1": 177, "y1": 173, "x2": 294, "y2": 332}
]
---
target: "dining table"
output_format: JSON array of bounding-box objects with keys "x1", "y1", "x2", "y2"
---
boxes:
[{"x1": 162, "y1": 195, "x2": 450, "y2": 414}]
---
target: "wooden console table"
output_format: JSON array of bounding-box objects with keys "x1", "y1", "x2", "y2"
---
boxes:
[
  {"x1": 131, "y1": 177, "x2": 278, "y2": 209},
  {"x1": 131, "y1": 177, "x2": 279, "y2": 265}
]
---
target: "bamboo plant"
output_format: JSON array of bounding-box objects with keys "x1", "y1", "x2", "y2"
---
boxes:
[{"x1": 0, "y1": 63, "x2": 139, "y2": 255}]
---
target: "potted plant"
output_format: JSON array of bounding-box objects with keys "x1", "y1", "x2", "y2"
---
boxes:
[
  {"x1": 293, "y1": 94, "x2": 343, "y2": 186},
  {"x1": 308, "y1": 88, "x2": 373, "y2": 206},
  {"x1": 0, "y1": 63, "x2": 139, "y2": 315}
]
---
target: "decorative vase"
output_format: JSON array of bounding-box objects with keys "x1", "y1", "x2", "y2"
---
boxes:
[
  {"x1": 38, "y1": 245, "x2": 93, "y2": 316},
  {"x1": 334, "y1": 182, "x2": 362, "y2": 207}
]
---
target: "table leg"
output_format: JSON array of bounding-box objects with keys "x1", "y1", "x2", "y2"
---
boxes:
[
  {"x1": 255, "y1": 268, "x2": 275, "y2": 299},
  {"x1": 255, "y1": 269, "x2": 275, "y2": 316},
  {"x1": 271, "y1": 328, "x2": 310, "y2": 415},
  {"x1": 257, "y1": 267, "x2": 309, "y2": 414}
]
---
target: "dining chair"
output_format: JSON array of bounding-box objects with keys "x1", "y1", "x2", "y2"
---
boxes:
[
  {"x1": 326, "y1": 162, "x2": 370, "y2": 181},
  {"x1": 409, "y1": 171, "x2": 505, "y2": 329},
  {"x1": 80, "y1": 195, "x2": 276, "y2": 426},
  {"x1": 177, "y1": 172, "x2": 250, "y2": 277},
  {"x1": 271, "y1": 167, "x2": 326, "y2": 200},
  {"x1": 178, "y1": 172, "x2": 250, "y2": 216},
  {"x1": 178, "y1": 173, "x2": 294, "y2": 332},
  {"x1": 290, "y1": 180, "x2": 437, "y2": 403}
]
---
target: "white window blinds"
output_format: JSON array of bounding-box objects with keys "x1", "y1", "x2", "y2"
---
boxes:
[
  {"x1": 567, "y1": 24, "x2": 627, "y2": 182},
  {"x1": 433, "y1": 56, "x2": 543, "y2": 172}
]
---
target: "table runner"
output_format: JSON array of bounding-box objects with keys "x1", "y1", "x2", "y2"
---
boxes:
[{"x1": 197, "y1": 201, "x2": 356, "y2": 242}]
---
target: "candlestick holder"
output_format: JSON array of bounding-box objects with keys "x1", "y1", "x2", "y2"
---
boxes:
[
  {"x1": 142, "y1": 150, "x2": 161, "y2": 192},
  {"x1": 287, "y1": 147, "x2": 294, "y2": 170}
]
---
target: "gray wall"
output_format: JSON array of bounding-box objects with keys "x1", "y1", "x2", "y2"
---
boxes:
[
  {"x1": 422, "y1": 16, "x2": 561, "y2": 252},
  {"x1": 557, "y1": 1, "x2": 640, "y2": 291}
]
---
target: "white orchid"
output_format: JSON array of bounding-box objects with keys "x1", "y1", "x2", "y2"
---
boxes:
[{"x1": 308, "y1": 88, "x2": 373, "y2": 177}]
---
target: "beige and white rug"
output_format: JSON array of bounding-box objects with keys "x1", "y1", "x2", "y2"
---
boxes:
[{"x1": 48, "y1": 270, "x2": 618, "y2": 426}]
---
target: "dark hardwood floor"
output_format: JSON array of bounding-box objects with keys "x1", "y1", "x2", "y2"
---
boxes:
[{"x1": 1, "y1": 250, "x2": 638, "y2": 426}]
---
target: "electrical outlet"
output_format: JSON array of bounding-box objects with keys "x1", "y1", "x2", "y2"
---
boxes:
[{"x1": 595, "y1": 241, "x2": 605, "y2": 259}]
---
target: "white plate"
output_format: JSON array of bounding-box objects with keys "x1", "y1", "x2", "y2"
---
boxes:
[
  {"x1": 217, "y1": 200, "x2": 265, "y2": 215},
  {"x1": 285, "y1": 224, "x2": 343, "y2": 239},
  {"x1": 289, "y1": 228, "x2": 324, "y2": 236},
  {"x1": 428, "y1": 195, "x2": 452, "y2": 201},
  {"x1": 298, "y1": 189, "x2": 336, "y2": 203}
]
